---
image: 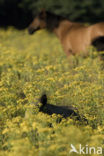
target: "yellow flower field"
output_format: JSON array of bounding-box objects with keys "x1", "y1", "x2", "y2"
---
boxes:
[{"x1": 0, "y1": 28, "x2": 104, "y2": 156}]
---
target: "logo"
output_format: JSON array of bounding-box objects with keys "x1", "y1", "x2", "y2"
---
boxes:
[{"x1": 69, "y1": 144, "x2": 102, "y2": 155}]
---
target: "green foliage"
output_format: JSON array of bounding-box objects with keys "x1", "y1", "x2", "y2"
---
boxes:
[
  {"x1": 0, "y1": 28, "x2": 104, "y2": 155},
  {"x1": 1, "y1": 0, "x2": 104, "y2": 26},
  {"x1": 19, "y1": 0, "x2": 104, "y2": 21}
]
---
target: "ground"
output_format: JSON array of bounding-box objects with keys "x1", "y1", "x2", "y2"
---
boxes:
[{"x1": 0, "y1": 28, "x2": 104, "y2": 156}]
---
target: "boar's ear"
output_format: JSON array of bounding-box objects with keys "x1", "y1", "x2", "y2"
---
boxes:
[{"x1": 39, "y1": 8, "x2": 46, "y2": 19}]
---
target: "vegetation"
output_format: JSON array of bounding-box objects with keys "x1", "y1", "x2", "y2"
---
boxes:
[
  {"x1": 20, "y1": 0, "x2": 104, "y2": 21},
  {"x1": 0, "y1": 28, "x2": 104, "y2": 155},
  {"x1": 1, "y1": 0, "x2": 104, "y2": 28}
]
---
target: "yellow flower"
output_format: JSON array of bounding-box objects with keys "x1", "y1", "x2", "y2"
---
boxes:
[{"x1": 2, "y1": 128, "x2": 9, "y2": 134}]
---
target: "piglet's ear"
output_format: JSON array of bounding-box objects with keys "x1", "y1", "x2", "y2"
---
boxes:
[{"x1": 39, "y1": 8, "x2": 46, "y2": 19}]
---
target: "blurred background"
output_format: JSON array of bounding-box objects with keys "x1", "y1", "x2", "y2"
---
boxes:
[{"x1": 0, "y1": 0, "x2": 104, "y2": 29}]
